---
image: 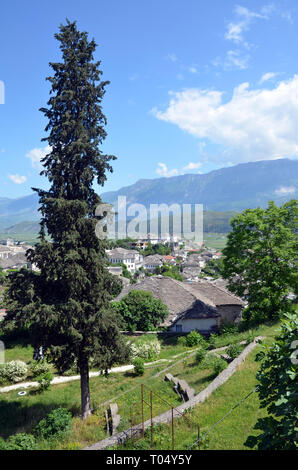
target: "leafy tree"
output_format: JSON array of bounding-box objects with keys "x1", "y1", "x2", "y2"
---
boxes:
[
  {"x1": 2, "y1": 20, "x2": 128, "y2": 419},
  {"x1": 112, "y1": 290, "x2": 168, "y2": 331},
  {"x1": 245, "y1": 313, "x2": 298, "y2": 450},
  {"x1": 159, "y1": 264, "x2": 183, "y2": 281},
  {"x1": 222, "y1": 200, "x2": 298, "y2": 324},
  {"x1": 143, "y1": 243, "x2": 171, "y2": 257}
]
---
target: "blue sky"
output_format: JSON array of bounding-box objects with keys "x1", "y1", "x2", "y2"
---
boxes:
[{"x1": 0, "y1": 0, "x2": 298, "y2": 198}]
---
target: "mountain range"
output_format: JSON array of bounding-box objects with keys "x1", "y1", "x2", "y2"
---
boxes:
[{"x1": 0, "y1": 159, "x2": 297, "y2": 232}]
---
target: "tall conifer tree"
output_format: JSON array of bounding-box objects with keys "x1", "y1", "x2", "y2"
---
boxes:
[{"x1": 3, "y1": 20, "x2": 128, "y2": 419}]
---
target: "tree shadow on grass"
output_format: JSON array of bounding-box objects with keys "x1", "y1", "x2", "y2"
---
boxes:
[{"x1": 0, "y1": 399, "x2": 72, "y2": 439}]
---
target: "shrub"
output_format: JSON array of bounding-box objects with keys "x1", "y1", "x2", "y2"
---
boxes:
[
  {"x1": 185, "y1": 331, "x2": 208, "y2": 348},
  {"x1": 195, "y1": 347, "x2": 207, "y2": 364},
  {"x1": 177, "y1": 336, "x2": 187, "y2": 346},
  {"x1": 5, "y1": 433, "x2": 36, "y2": 450},
  {"x1": 129, "y1": 339, "x2": 161, "y2": 361},
  {"x1": 29, "y1": 360, "x2": 51, "y2": 377},
  {"x1": 37, "y1": 371, "x2": 54, "y2": 392},
  {"x1": 208, "y1": 333, "x2": 217, "y2": 348},
  {"x1": 0, "y1": 360, "x2": 28, "y2": 383},
  {"x1": 0, "y1": 437, "x2": 8, "y2": 450},
  {"x1": 226, "y1": 343, "x2": 243, "y2": 359},
  {"x1": 34, "y1": 407, "x2": 72, "y2": 440},
  {"x1": 133, "y1": 358, "x2": 145, "y2": 376},
  {"x1": 219, "y1": 322, "x2": 239, "y2": 335},
  {"x1": 212, "y1": 357, "x2": 227, "y2": 376}
]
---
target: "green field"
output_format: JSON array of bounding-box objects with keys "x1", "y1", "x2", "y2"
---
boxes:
[
  {"x1": 0, "y1": 233, "x2": 39, "y2": 245},
  {"x1": 203, "y1": 232, "x2": 227, "y2": 250},
  {"x1": 0, "y1": 322, "x2": 279, "y2": 450}
]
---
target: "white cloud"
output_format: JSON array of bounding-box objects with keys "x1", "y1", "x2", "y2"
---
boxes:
[
  {"x1": 225, "y1": 50, "x2": 249, "y2": 70},
  {"x1": 275, "y1": 186, "x2": 296, "y2": 195},
  {"x1": 8, "y1": 174, "x2": 27, "y2": 184},
  {"x1": 26, "y1": 145, "x2": 51, "y2": 170},
  {"x1": 259, "y1": 72, "x2": 278, "y2": 84},
  {"x1": 153, "y1": 76, "x2": 298, "y2": 164},
  {"x1": 188, "y1": 66, "x2": 198, "y2": 74},
  {"x1": 156, "y1": 162, "x2": 179, "y2": 177},
  {"x1": 183, "y1": 161, "x2": 202, "y2": 171},
  {"x1": 225, "y1": 5, "x2": 270, "y2": 44}
]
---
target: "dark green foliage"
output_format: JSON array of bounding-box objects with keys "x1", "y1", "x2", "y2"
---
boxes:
[
  {"x1": 226, "y1": 343, "x2": 243, "y2": 359},
  {"x1": 200, "y1": 257, "x2": 224, "y2": 279},
  {"x1": 158, "y1": 264, "x2": 183, "y2": 281},
  {"x1": 133, "y1": 358, "x2": 145, "y2": 376},
  {"x1": 29, "y1": 360, "x2": 51, "y2": 377},
  {"x1": 195, "y1": 347, "x2": 207, "y2": 364},
  {"x1": 222, "y1": 200, "x2": 298, "y2": 325},
  {"x1": 184, "y1": 330, "x2": 208, "y2": 348},
  {"x1": 143, "y1": 242, "x2": 171, "y2": 256},
  {"x1": 212, "y1": 357, "x2": 227, "y2": 376},
  {"x1": 2, "y1": 20, "x2": 128, "y2": 419},
  {"x1": 245, "y1": 313, "x2": 298, "y2": 450},
  {"x1": 34, "y1": 407, "x2": 72, "y2": 440},
  {"x1": 112, "y1": 290, "x2": 168, "y2": 332},
  {"x1": 36, "y1": 371, "x2": 54, "y2": 392},
  {"x1": 0, "y1": 433, "x2": 36, "y2": 450}
]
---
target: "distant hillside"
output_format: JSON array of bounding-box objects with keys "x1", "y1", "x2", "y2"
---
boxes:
[
  {"x1": 101, "y1": 159, "x2": 298, "y2": 211},
  {"x1": 1, "y1": 221, "x2": 40, "y2": 234},
  {"x1": 0, "y1": 194, "x2": 39, "y2": 228},
  {"x1": 0, "y1": 159, "x2": 297, "y2": 231}
]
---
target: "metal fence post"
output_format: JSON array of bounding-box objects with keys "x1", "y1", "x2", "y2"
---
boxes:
[
  {"x1": 171, "y1": 407, "x2": 174, "y2": 450},
  {"x1": 150, "y1": 390, "x2": 153, "y2": 448}
]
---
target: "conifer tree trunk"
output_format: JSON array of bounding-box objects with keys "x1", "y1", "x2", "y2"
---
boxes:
[{"x1": 79, "y1": 356, "x2": 92, "y2": 420}]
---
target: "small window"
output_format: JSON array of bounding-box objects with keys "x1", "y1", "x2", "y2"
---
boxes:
[{"x1": 175, "y1": 324, "x2": 182, "y2": 332}]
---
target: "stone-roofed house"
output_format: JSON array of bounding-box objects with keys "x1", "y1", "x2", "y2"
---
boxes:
[
  {"x1": 115, "y1": 276, "x2": 244, "y2": 334},
  {"x1": 143, "y1": 254, "x2": 164, "y2": 272},
  {"x1": 106, "y1": 247, "x2": 143, "y2": 274},
  {"x1": 0, "y1": 253, "x2": 31, "y2": 271},
  {"x1": 0, "y1": 246, "x2": 12, "y2": 260}
]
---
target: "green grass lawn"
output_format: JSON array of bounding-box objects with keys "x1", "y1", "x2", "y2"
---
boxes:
[
  {"x1": 0, "y1": 322, "x2": 281, "y2": 450},
  {"x1": 117, "y1": 322, "x2": 280, "y2": 451}
]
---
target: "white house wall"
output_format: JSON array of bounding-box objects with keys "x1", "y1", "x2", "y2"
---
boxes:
[{"x1": 170, "y1": 317, "x2": 217, "y2": 333}]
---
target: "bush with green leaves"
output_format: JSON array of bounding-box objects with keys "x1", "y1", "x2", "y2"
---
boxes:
[
  {"x1": 219, "y1": 322, "x2": 239, "y2": 335},
  {"x1": 34, "y1": 407, "x2": 72, "y2": 440},
  {"x1": 29, "y1": 360, "x2": 51, "y2": 377},
  {"x1": 226, "y1": 343, "x2": 243, "y2": 359},
  {"x1": 37, "y1": 371, "x2": 54, "y2": 392},
  {"x1": 129, "y1": 339, "x2": 161, "y2": 361},
  {"x1": 133, "y1": 358, "x2": 145, "y2": 376},
  {"x1": 212, "y1": 357, "x2": 227, "y2": 376},
  {"x1": 195, "y1": 347, "x2": 207, "y2": 364},
  {"x1": 245, "y1": 313, "x2": 298, "y2": 450},
  {"x1": 0, "y1": 360, "x2": 28, "y2": 384},
  {"x1": 177, "y1": 335, "x2": 187, "y2": 346},
  {"x1": 112, "y1": 290, "x2": 168, "y2": 332},
  {"x1": 2, "y1": 433, "x2": 36, "y2": 450},
  {"x1": 185, "y1": 330, "x2": 208, "y2": 348}
]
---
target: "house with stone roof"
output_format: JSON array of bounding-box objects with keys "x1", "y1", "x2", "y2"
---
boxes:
[
  {"x1": 106, "y1": 247, "x2": 143, "y2": 274},
  {"x1": 115, "y1": 276, "x2": 244, "y2": 334},
  {"x1": 0, "y1": 253, "x2": 31, "y2": 271},
  {"x1": 143, "y1": 254, "x2": 164, "y2": 272}
]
